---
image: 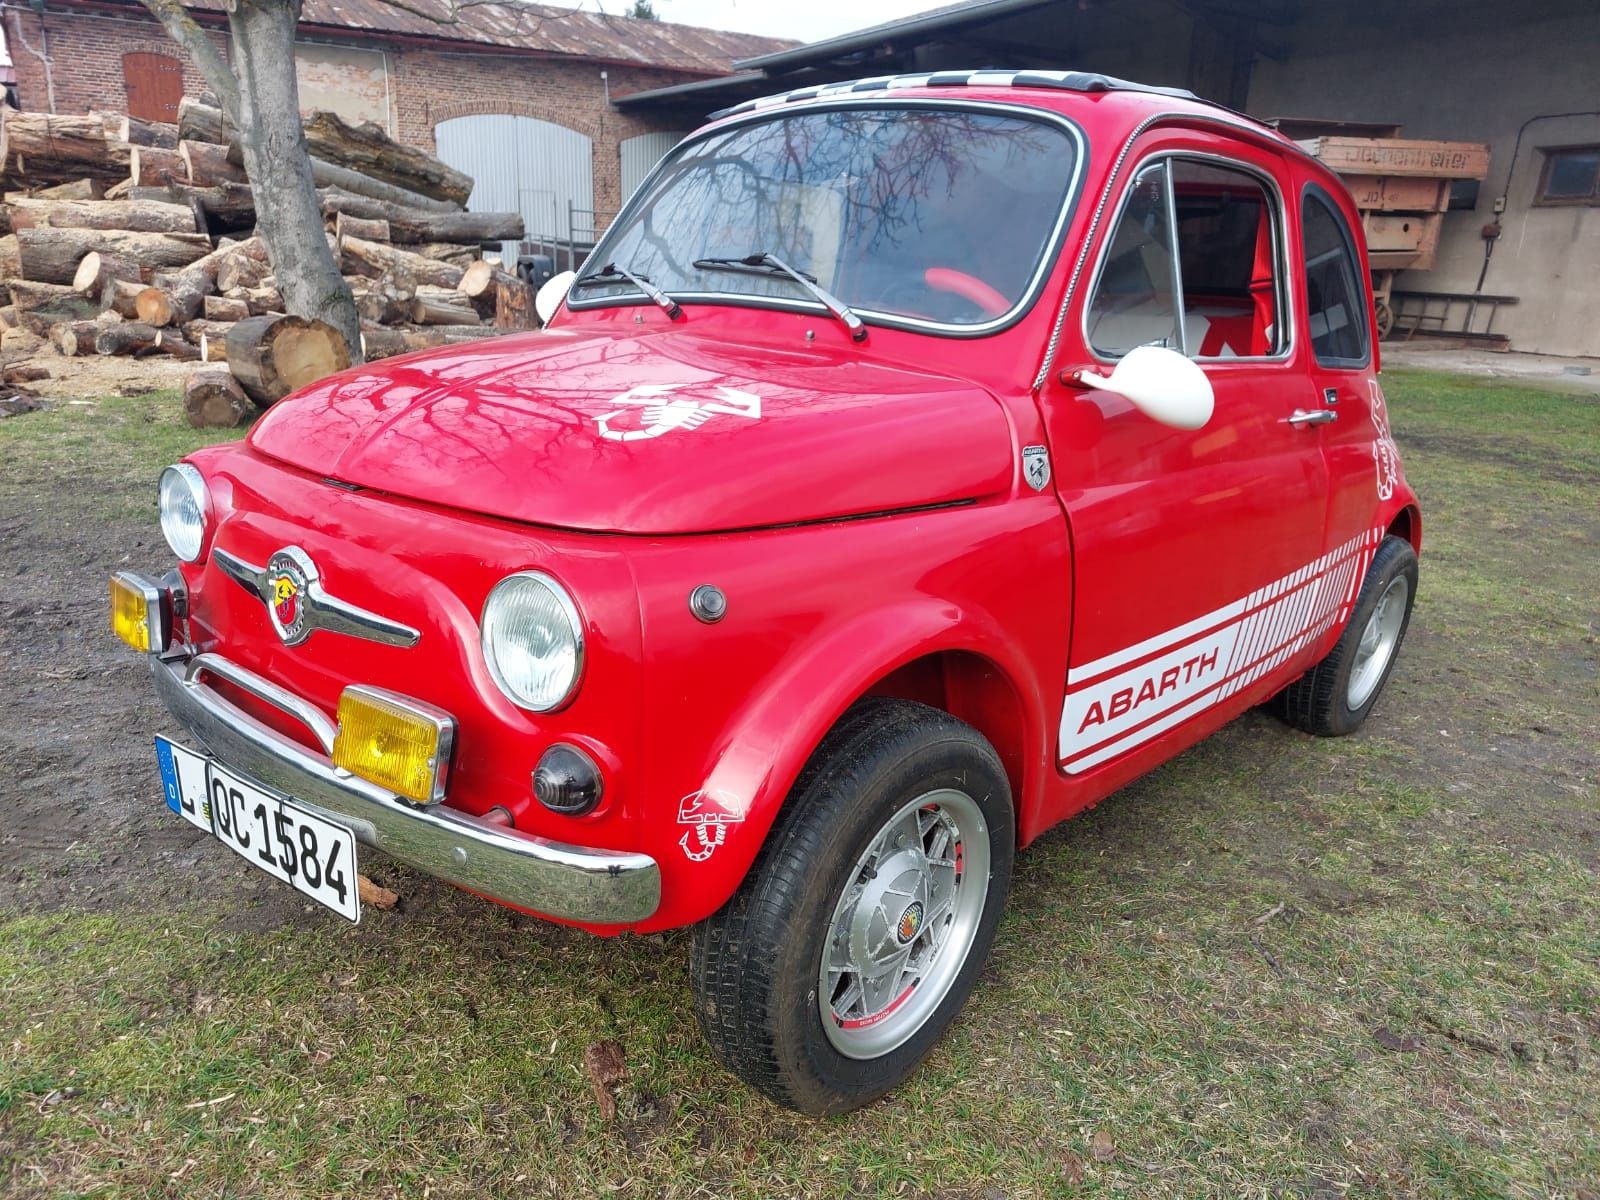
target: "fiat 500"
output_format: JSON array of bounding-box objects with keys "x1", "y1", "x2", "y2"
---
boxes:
[{"x1": 111, "y1": 70, "x2": 1420, "y2": 1114}]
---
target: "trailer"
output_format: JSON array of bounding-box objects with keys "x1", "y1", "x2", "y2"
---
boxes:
[{"x1": 1275, "y1": 120, "x2": 1491, "y2": 338}]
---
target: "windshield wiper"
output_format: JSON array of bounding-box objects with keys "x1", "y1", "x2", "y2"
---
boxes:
[
  {"x1": 692, "y1": 252, "x2": 867, "y2": 342},
  {"x1": 571, "y1": 262, "x2": 681, "y2": 319}
]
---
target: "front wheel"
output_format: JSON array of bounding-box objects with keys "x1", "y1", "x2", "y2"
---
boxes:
[{"x1": 691, "y1": 699, "x2": 1014, "y2": 1114}]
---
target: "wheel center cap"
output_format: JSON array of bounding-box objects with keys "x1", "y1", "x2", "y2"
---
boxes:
[{"x1": 896, "y1": 900, "x2": 925, "y2": 944}]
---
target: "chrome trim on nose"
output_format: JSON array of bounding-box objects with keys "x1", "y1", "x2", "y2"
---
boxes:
[{"x1": 214, "y1": 545, "x2": 422, "y2": 649}]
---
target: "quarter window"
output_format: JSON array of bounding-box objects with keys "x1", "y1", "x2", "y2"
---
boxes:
[
  {"x1": 1301, "y1": 191, "x2": 1370, "y2": 366},
  {"x1": 1088, "y1": 157, "x2": 1284, "y2": 360}
]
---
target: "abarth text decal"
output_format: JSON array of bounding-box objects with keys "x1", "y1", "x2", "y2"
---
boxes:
[{"x1": 1059, "y1": 527, "x2": 1383, "y2": 773}]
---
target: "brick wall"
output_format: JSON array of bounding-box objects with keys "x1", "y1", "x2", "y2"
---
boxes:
[{"x1": 2, "y1": 6, "x2": 704, "y2": 217}]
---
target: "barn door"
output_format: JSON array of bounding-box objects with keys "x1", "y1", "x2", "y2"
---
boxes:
[{"x1": 124, "y1": 53, "x2": 183, "y2": 122}]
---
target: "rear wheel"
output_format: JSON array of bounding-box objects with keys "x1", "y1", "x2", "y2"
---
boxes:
[
  {"x1": 1276, "y1": 534, "x2": 1418, "y2": 736},
  {"x1": 691, "y1": 699, "x2": 1014, "y2": 1114}
]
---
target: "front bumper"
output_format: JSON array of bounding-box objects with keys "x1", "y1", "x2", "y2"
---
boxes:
[{"x1": 144, "y1": 638, "x2": 661, "y2": 927}]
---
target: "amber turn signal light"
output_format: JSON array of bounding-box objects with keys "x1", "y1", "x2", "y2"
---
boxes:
[
  {"x1": 110, "y1": 572, "x2": 167, "y2": 654},
  {"x1": 331, "y1": 686, "x2": 455, "y2": 807}
]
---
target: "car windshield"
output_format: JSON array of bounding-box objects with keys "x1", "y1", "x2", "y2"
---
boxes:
[{"x1": 572, "y1": 107, "x2": 1079, "y2": 329}]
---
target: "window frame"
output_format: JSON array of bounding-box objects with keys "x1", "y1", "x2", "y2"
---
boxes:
[
  {"x1": 565, "y1": 97, "x2": 1090, "y2": 340},
  {"x1": 1300, "y1": 183, "x2": 1373, "y2": 371},
  {"x1": 1533, "y1": 144, "x2": 1600, "y2": 208},
  {"x1": 1080, "y1": 148, "x2": 1295, "y2": 366}
]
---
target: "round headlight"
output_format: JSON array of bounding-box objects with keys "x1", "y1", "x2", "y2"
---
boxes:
[
  {"x1": 481, "y1": 572, "x2": 584, "y2": 712},
  {"x1": 158, "y1": 463, "x2": 210, "y2": 563}
]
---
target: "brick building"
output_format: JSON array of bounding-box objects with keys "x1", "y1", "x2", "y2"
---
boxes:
[{"x1": 0, "y1": 0, "x2": 792, "y2": 239}]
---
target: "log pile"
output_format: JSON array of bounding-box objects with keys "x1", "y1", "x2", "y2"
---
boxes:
[{"x1": 1, "y1": 101, "x2": 538, "y2": 425}]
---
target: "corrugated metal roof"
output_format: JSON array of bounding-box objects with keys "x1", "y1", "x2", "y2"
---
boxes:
[{"x1": 98, "y1": 0, "x2": 797, "y2": 75}]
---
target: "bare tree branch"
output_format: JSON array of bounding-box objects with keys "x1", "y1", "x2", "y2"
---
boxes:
[{"x1": 136, "y1": 0, "x2": 241, "y2": 122}]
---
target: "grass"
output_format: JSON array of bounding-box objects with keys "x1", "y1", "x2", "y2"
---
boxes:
[{"x1": 2, "y1": 370, "x2": 1597, "y2": 1198}]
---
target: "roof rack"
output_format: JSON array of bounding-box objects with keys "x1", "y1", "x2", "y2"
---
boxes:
[{"x1": 712, "y1": 69, "x2": 1199, "y2": 120}]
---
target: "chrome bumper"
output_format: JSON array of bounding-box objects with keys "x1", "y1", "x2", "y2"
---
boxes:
[{"x1": 148, "y1": 648, "x2": 661, "y2": 925}]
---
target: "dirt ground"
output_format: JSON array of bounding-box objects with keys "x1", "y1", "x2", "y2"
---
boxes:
[{"x1": 1, "y1": 369, "x2": 1596, "y2": 1198}]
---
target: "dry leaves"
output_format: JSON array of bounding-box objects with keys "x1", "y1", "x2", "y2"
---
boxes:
[
  {"x1": 357, "y1": 874, "x2": 399, "y2": 910},
  {"x1": 584, "y1": 1039, "x2": 628, "y2": 1122},
  {"x1": 1091, "y1": 1128, "x2": 1116, "y2": 1161}
]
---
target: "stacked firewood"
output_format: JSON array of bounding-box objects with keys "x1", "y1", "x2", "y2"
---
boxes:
[{"x1": 0, "y1": 100, "x2": 533, "y2": 425}]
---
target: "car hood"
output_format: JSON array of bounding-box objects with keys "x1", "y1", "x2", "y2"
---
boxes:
[{"x1": 247, "y1": 326, "x2": 1016, "y2": 534}]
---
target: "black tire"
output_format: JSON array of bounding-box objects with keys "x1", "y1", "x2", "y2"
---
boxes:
[
  {"x1": 1276, "y1": 534, "x2": 1418, "y2": 736},
  {"x1": 691, "y1": 698, "x2": 1015, "y2": 1115}
]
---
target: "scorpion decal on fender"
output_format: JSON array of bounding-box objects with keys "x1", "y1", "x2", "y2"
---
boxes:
[{"x1": 677, "y1": 789, "x2": 746, "y2": 862}]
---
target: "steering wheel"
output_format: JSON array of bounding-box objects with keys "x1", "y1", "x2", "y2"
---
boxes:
[{"x1": 923, "y1": 268, "x2": 1010, "y2": 319}]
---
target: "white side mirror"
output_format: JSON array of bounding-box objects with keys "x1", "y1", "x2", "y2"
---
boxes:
[
  {"x1": 535, "y1": 270, "x2": 576, "y2": 325},
  {"x1": 1072, "y1": 344, "x2": 1214, "y2": 430}
]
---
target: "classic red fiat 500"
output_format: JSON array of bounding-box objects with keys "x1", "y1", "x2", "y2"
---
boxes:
[{"x1": 112, "y1": 71, "x2": 1420, "y2": 1113}]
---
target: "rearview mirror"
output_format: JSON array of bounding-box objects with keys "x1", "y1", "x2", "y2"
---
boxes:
[
  {"x1": 535, "y1": 270, "x2": 576, "y2": 325},
  {"x1": 1071, "y1": 345, "x2": 1214, "y2": 430}
]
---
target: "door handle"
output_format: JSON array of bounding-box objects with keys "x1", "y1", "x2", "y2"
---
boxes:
[{"x1": 1288, "y1": 409, "x2": 1338, "y2": 427}]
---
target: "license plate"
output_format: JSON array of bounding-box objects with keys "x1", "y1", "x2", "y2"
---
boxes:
[{"x1": 155, "y1": 736, "x2": 361, "y2": 923}]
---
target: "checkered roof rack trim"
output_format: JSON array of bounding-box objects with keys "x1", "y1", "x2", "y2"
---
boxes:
[{"x1": 712, "y1": 69, "x2": 1200, "y2": 119}]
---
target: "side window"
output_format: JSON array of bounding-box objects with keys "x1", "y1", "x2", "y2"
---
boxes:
[
  {"x1": 1087, "y1": 163, "x2": 1181, "y2": 358},
  {"x1": 1302, "y1": 191, "x2": 1370, "y2": 366},
  {"x1": 1171, "y1": 160, "x2": 1282, "y2": 358},
  {"x1": 1088, "y1": 157, "x2": 1285, "y2": 360}
]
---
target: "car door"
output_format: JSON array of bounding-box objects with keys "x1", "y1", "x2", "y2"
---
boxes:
[
  {"x1": 1039, "y1": 133, "x2": 1331, "y2": 780},
  {"x1": 1298, "y1": 183, "x2": 1393, "y2": 581}
]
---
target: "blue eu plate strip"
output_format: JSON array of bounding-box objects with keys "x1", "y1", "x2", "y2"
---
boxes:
[{"x1": 154, "y1": 736, "x2": 182, "y2": 814}]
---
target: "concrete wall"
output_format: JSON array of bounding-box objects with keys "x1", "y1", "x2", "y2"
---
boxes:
[{"x1": 1247, "y1": 2, "x2": 1600, "y2": 357}]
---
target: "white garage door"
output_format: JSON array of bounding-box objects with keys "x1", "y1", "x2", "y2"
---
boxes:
[
  {"x1": 620, "y1": 131, "x2": 688, "y2": 204},
  {"x1": 435, "y1": 114, "x2": 594, "y2": 265}
]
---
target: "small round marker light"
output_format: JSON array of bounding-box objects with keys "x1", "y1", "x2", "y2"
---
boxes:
[
  {"x1": 688, "y1": 584, "x2": 727, "y2": 624},
  {"x1": 532, "y1": 744, "x2": 604, "y2": 815}
]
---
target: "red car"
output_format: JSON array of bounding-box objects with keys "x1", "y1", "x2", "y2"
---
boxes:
[{"x1": 111, "y1": 70, "x2": 1420, "y2": 1114}]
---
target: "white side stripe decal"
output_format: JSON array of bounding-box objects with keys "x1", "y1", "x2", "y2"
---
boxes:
[{"x1": 1059, "y1": 527, "x2": 1382, "y2": 773}]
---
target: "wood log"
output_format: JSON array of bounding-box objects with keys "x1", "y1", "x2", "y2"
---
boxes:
[
  {"x1": 136, "y1": 236, "x2": 265, "y2": 327},
  {"x1": 0, "y1": 111, "x2": 127, "y2": 182},
  {"x1": 320, "y1": 187, "x2": 523, "y2": 242},
  {"x1": 155, "y1": 330, "x2": 201, "y2": 361},
  {"x1": 204, "y1": 294, "x2": 250, "y2": 322},
  {"x1": 215, "y1": 252, "x2": 270, "y2": 292},
  {"x1": 177, "y1": 97, "x2": 233, "y2": 145},
  {"x1": 7, "y1": 280, "x2": 79, "y2": 312},
  {"x1": 359, "y1": 324, "x2": 507, "y2": 360},
  {"x1": 310, "y1": 156, "x2": 458, "y2": 213},
  {"x1": 73, "y1": 251, "x2": 146, "y2": 296},
  {"x1": 15, "y1": 227, "x2": 211, "y2": 285},
  {"x1": 183, "y1": 317, "x2": 236, "y2": 344},
  {"x1": 7, "y1": 197, "x2": 198, "y2": 234},
  {"x1": 299, "y1": 110, "x2": 473, "y2": 206},
  {"x1": 225, "y1": 314, "x2": 351, "y2": 404},
  {"x1": 25, "y1": 179, "x2": 106, "y2": 201},
  {"x1": 180, "y1": 140, "x2": 247, "y2": 186},
  {"x1": 495, "y1": 279, "x2": 536, "y2": 330},
  {"x1": 104, "y1": 179, "x2": 133, "y2": 201},
  {"x1": 102, "y1": 278, "x2": 148, "y2": 319},
  {"x1": 459, "y1": 258, "x2": 519, "y2": 300},
  {"x1": 199, "y1": 332, "x2": 229, "y2": 362},
  {"x1": 0, "y1": 305, "x2": 15, "y2": 330},
  {"x1": 117, "y1": 115, "x2": 181, "y2": 149},
  {"x1": 93, "y1": 321, "x2": 159, "y2": 355},
  {"x1": 0, "y1": 235, "x2": 20, "y2": 279},
  {"x1": 184, "y1": 366, "x2": 254, "y2": 426},
  {"x1": 340, "y1": 235, "x2": 463, "y2": 289},
  {"x1": 3, "y1": 362, "x2": 52, "y2": 383},
  {"x1": 52, "y1": 319, "x2": 101, "y2": 356},
  {"x1": 130, "y1": 146, "x2": 186, "y2": 187},
  {"x1": 225, "y1": 283, "x2": 284, "y2": 316},
  {"x1": 334, "y1": 212, "x2": 389, "y2": 243},
  {"x1": 409, "y1": 287, "x2": 481, "y2": 326},
  {"x1": 129, "y1": 181, "x2": 256, "y2": 228},
  {"x1": 1, "y1": 326, "x2": 45, "y2": 358},
  {"x1": 410, "y1": 243, "x2": 479, "y2": 267}
]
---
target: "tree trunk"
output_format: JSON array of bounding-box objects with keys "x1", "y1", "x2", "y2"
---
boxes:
[
  {"x1": 73, "y1": 251, "x2": 148, "y2": 296},
  {"x1": 0, "y1": 111, "x2": 128, "y2": 182},
  {"x1": 223, "y1": 3, "x2": 361, "y2": 360},
  {"x1": 53, "y1": 320, "x2": 102, "y2": 356},
  {"x1": 183, "y1": 317, "x2": 236, "y2": 345},
  {"x1": 118, "y1": 115, "x2": 182, "y2": 149},
  {"x1": 409, "y1": 286, "x2": 481, "y2": 326},
  {"x1": 16, "y1": 227, "x2": 212, "y2": 285},
  {"x1": 8, "y1": 197, "x2": 199, "y2": 233},
  {"x1": 340, "y1": 235, "x2": 464, "y2": 288},
  {"x1": 7, "y1": 280, "x2": 80, "y2": 312},
  {"x1": 130, "y1": 146, "x2": 187, "y2": 187},
  {"x1": 299, "y1": 110, "x2": 473, "y2": 206},
  {"x1": 321, "y1": 187, "x2": 523, "y2": 242},
  {"x1": 184, "y1": 366, "x2": 254, "y2": 425},
  {"x1": 177, "y1": 96, "x2": 233, "y2": 144},
  {"x1": 129, "y1": 181, "x2": 256, "y2": 230},
  {"x1": 215, "y1": 249, "x2": 270, "y2": 292},
  {"x1": 102, "y1": 278, "x2": 149, "y2": 319},
  {"x1": 94, "y1": 321, "x2": 160, "y2": 355},
  {"x1": 181, "y1": 139, "x2": 248, "y2": 186},
  {"x1": 205, "y1": 294, "x2": 250, "y2": 321},
  {"x1": 224, "y1": 313, "x2": 351, "y2": 404}
]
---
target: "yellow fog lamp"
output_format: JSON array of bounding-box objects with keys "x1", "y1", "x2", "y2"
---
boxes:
[
  {"x1": 110, "y1": 572, "x2": 169, "y2": 654},
  {"x1": 332, "y1": 686, "x2": 455, "y2": 806}
]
